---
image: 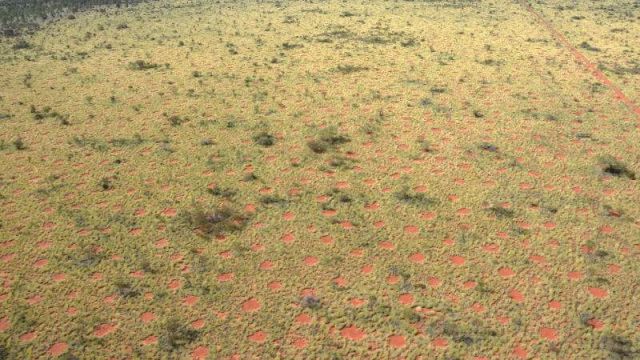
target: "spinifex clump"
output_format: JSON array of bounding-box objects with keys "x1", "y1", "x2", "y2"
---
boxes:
[{"x1": 188, "y1": 205, "x2": 248, "y2": 237}]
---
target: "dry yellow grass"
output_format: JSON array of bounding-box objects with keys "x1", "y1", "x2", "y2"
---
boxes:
[{"x1": 0, "y1": 0, "x2": 639, "y2": 358}]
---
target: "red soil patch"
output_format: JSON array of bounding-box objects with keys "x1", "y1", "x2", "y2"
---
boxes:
[
  {"x1": 421, "y1": 211, "x2": 437, "y2": 220},
  {"x1": 539, "y1": 327, "x2": 558, "y2": 340},
  {"x1": 33, "y1": 259, "x2": 48, "y2": 268},
  {"x1": 600, "y1": 225, "x2": 614, "y2": 234},
  {"x1": 387, "y1": 275, "x2": 401, "y2": 285},
  {"x1": 248, "y1": 330, "x2": 267, "y2": 343},
  {"x1": 293, "y1": 337, "x2": 308, "y2": 349},
  {"x1": 398, "y1": 293, "x2": 414, "y2": 305},
  {"x1": 141, "y1": 335, "x2": 158, "y2": 345},
  {"x1": 608, "y1": 264, "x2": 621, "y2": 274},
  {"x1": 303, "y1": 256, "x2": 319, "y2": 266},
  {"x1": 388, "y1": 335, "x2": 406, "y2": 348},
  {"x1": 155, "y1": 238, "x2": 169, "y2": 248},
  {"x1": 320, "y1": 235, "x2": 334, "y2": 244},
  {"x1": 587, "y1": 318, "x2": 604, "y2": 330},
  {"x1": 283, "y1": 211, "x2": 295, "y2": 221},
  {"x1": 431, "y1": 338, "x2": 448, "y2": 348},
  {"x1": 509, "y1": 289, "x2": 525, "y2": 303},
  {"x1": 408, "y1": 253, "x2": 425, "y2": 264},
  {"x1": 140, "y1": 312, "x2": 155, "y2": 323},
  {"x1": 183, "y1": 295, "x2": 199, "y2": 306},
  {"x1": 322, "y1": 209, "x2": 337, "y2": 217},
  {"x1": 168, "y1": 279, "x2": 182, "y2": 291},
  {"x1": 340, "y1": 325, "x2": 366, "y2": 341},
  {"x1": 428, "y1": 277, "x2": 442, "y2": 287},
  {"x1": 268, "y1": 281, "x2": 283, "y2": 291},
  {"x1": 48, "y1": 342, "x2": 69, "y2": 357},
  {"x1": 568, "y1": 271, "x2": 583, "y2": 281},
  {"x1": 471, "y1": 303, "x2": 485, "y2": 313},
  {"x1": 498, "y1": 267, "x2": 516, "y2": 278},
  {"x1": 27, "y1": 295, "x2": 43, "y2": 305},
  {"x1": 19, "y1": 331, "x2": 37, "y2": 342},
  {"x1": 94, "y1": 323, "x2": 117, "y2": 337},
  {"x1": 350, "y1": 298, "x2": 366, "y2": 307},
  {"x1": 260, "y1": 261, "x2": 274, "y2": 270},
  {"x1": 379, "y1": 241, "x2": 395, "y2": 250},
  {"x1": 513, "y1": 345, "x2": 528, "y2": 359},
  {"x1": 413, "y1": 185, "x2": 428, "y2": 193},
  {"x1": 587, "y1": 287, "x2": 608, "y2": 299},
  {"x1": 450, "y1": 255, "x2": 465, "y2": 266},
  {"x1": 463, "y1": 281, "x2": 477, "y2": 289},
  {"x1": 295, "y1": 313, "x2": 312, "y2": 325},
  {"x1": 191, "y1": 346, "x2": 209, "y2": 359},
  {"x1": 483, "y1": 243, "x2": 499, "y2": 253},
  {"x1": 334, "y1": 276, "x2": 348, "y2": 287},
  {"x1": 281, "y1": 233, "x2": 295, "y2": 244},
  {"x1": 217, "y1": 273, "x2": 234, "y2": 282},
  {"x1": 361, "y1": 264, "x2": 374, "y2": 274},
  {"x1": 404, "y1": 225, "x2": 419, "y2": 234},
  {"x1": 350, "y1": 248, "x2": 364, "y2": 257},
  {"x1": 242, "y1": 298, "x2": 262, "y2": 312},
  {"x1": 191, "y1": 319, "x2": 205, "y2": 329},
  {"x1": 548, "y1": 300, "x2": 562, "y2": 310},
  {"x1": 364, "y1": 202, "x2": 380, "y2": 210}
]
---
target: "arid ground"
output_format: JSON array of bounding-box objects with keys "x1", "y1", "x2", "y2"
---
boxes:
[{"x1": 0, "y1": 0, "x2": 639, "y2": 358}]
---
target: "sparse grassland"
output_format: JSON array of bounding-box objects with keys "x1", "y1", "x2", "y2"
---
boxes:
[{"x1": 0, "y1": 0, "x2": 639, "y2": 359}]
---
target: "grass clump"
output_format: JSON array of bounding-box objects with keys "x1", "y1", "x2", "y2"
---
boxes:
[
  {"x1": 394, "y1": 186, "x2": 437, "y2": 207},
  {"x1": 253, "y1": 132, "x2": 276, "y2": 147},
  {"x1": 579, "y1": 41, "x2": 601, "y2": 52},
  {"x1": 259, "y1": 195, "x2": 287, "y2": 206},
  {"x1": 600, "y1": 156, "x2": 636, "y2": 180},
  {"x1": 307, "y1": 127, "x2": 351, "y2": 154},
  {"x1": 187, "y1": 205, "x2": 247, "y2": 237},
  {"x1": 99, "y1": 177, "x2": 113, "y2": 190},
  {"x1": 168, "y1": 115, "x2": 187, "y2": 126},
  {"x1": 114, "y1": 280, "x2": 140, "y2": 298},
  {"x1": 487, "y1": 206, "x2": 514, "y2": 218},
  {"x1": 478, "y1": 142, "x2": 498, "y2": 152},
  {"x1": 12, "y1": 39, "x2": 31, "y2": 50},
  {"x1": 128, "y1": 60, "x2": 159, "y2": 70},
  {"x1": 335, "y1": 64, "x2": 369, "y2": 74},
  {"x1": 13, "y1": 137, "x2": 26, "y2": 150},
  {"x1": 300, "y1": 295, "x2": 321, "y2": 309},
  {"x1": 159, "y1": 319, "x2": 200, "y2": 352},
  {"x1": 599, "y1": 334, "x2": 637, "y2": 359}
]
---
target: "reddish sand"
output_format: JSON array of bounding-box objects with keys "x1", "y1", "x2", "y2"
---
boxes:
[
  {"x1": 340, "y1": 325, "x2": 366, "y2": 341},
  {"x1": 140, "y1": 312, "x2": 155, "y2": 323},
  {"x1": 431, "y1": 338, "x2": 448, "y2": 348},
  {"x1": 94, "y1": 323, "x2": 117, "y2": 337},
  {"x1": 398, "y1": 293, "x2": 414, "y2": 305},
  {"x1": 48, "y1": 342, "x2": 69, "y2": 357},
  {"x1": 587, "y1": 287, "x2": 608, "y2": 299},
  {"x1": 539, "y1": 327, "x2": 558, "y2": 340},
  {"x1": 388, "y1": 335, "x2": 406, "y2": 348},
  {"x1": 248, "y1": 330, "x2": 267, "y2": 343},
  {"x1": 191, "y1": 346, "x2": 209, "y2": 359},
  {"x1": 242, "y1": 298, "x2": 262, "y2": 312}
]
